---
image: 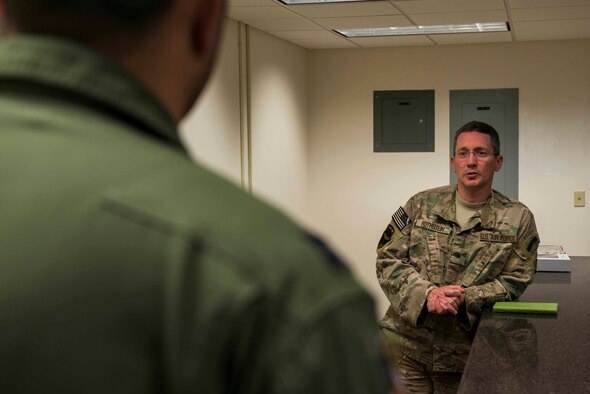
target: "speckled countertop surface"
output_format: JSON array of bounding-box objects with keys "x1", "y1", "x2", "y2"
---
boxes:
[{"x1": 459, "y1": 256, "x2": 590, "y2": 394}]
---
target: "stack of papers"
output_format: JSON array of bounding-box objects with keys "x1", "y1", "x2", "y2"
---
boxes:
[{"x1": 536, "y1": 245, "x2": 571, "y2": 272}]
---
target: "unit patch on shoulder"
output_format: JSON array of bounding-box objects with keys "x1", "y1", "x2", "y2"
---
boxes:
[
  {"x1": 307, "y1": 232, "x2": 348, "y2": 270},
  {"x1": 377, "y1": 224, "x2": 395, "y2": 249},
  {"x1": 527, "y1": 236, "x2": 539, "y2": 252}
]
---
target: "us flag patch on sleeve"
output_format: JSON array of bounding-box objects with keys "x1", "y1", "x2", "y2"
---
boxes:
[
  {"x1": 392, "y1": 206, "x2": 411, "y2": 230},
  {"x1": 377, "y1": 207, "x2": 412, "y2": 250}
]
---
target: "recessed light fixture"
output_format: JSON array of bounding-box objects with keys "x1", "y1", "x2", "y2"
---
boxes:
[
  {"x1": 278, "y1": 0, "x2": 367, "y2": 4},
  {"x1": 335, "y1": 22, "x2": 509, "y2": 38}
]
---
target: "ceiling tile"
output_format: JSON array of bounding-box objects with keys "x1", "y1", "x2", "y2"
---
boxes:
[
  {"x1": 242, "y1": 18, "x2": 321, "y2": 31},
  {"x1": 226, "y1": 0, "x2": 590, "y2": 49},
  {"x1": 511, "y1": 6, "x2": 590, "y2": 21},
  {"x1": 290, "y1": 38, "x2": 359, "y2": 49},
  {"x1": 313, "y1": 15, "x2": 412, "y2": 29},
  {"x1": 509, "y1": 0, "x2": 590, "y2": 8},
  {"x1": 512, "y1": 19, "x2": 590, "y2": 40},
  {"x1": 393, "y1": 0, "x2": 505, "y2": 14},
  {"x1": 226, "y1": 6, "x2": 298, "y2": 20},
  {"x1": 287, "y1": 2, "x2": 401, "y2": 18},
  {"x1": 430, "y1": 31, "x2": 512, "y2": 44},
  {"x1": 350, "y1": 35, "x2": 434, "y2": 47},
  {"x1": 410, "y1": 10, "x2": 507, "y2": 25},
  {"x1": 270, "y1": 30, "x2": 339, "y2": 40}
]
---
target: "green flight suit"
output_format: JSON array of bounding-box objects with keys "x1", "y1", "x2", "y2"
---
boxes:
[
  {"x1": 377, "y1": 185, "x2": 539, "y2": 373},
  {"x1": 0, "y1": 35, "x2": 389, "y2": 394}
]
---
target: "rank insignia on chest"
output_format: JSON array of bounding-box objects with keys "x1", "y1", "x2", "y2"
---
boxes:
[{"x1": 479, "y1": 231, "x2": 516, "y2": 243}]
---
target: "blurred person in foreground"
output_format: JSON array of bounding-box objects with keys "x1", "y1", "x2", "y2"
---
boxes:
[
  {"x1": 0, "y1": 1, "x2": 391, "y2": 392},
  {"x1": 376, "y1": 121, "x2": 539, "y2": 393}
]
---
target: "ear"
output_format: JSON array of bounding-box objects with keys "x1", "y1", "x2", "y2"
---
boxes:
[
  {"x1": 494, "y1": 154, "x2": 504, "y2": 172},
  {"x1": 191, "y1": 0, "x2": 226, "y2": 57},
  {"x1": 451, "y1": 156, "x2": 457, "y2": 174}
]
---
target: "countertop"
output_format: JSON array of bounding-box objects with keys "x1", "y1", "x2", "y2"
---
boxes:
[{"x1": 459, "y1": 256, "x2": 590, "y2": 393}]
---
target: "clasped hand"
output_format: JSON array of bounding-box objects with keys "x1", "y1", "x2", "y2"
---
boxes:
[{"x1": 426, "y1": 286, "x2": 464, "y2": 315}]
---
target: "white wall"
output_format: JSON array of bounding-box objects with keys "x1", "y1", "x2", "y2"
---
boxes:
[
  {"x1": 306, "y1": 40, "x2": 590, "y2": 314},
  {"x1": 250, "y1": 29, "x2": 309, "y2": 221},
  {"x1": 181, "y1": 19, "x2": 242, "y2": 185},
  {"x1": 181, "y1": 20, "x2": 309, "y2": 223}
]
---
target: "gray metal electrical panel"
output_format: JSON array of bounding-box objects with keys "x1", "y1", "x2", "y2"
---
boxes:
[{"x1": 374, "y1": 90, "x2": 434, "y2": 152}]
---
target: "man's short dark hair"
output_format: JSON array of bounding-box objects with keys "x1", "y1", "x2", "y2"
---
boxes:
[
  {"x1": 453, "y1": 120, "x2": 500, "y2": 156},
  {"x1": 3, "y1": 0, "x2": 172, "y2": 38}
]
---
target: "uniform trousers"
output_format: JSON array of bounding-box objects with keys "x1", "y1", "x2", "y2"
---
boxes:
[{"x1": 396, "y1": 353, "x2": 463, "y2": 394}]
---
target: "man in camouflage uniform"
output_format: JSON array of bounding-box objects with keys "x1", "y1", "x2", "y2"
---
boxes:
[{"x1": 377, "y1": 121, "x2": 539, "y2": 393}]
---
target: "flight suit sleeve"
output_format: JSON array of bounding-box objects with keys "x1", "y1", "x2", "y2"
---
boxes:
[
  {"x1": 190, "y1": 234, "x2": 391, "y2": 394},
  {"x1": 274, "y1": 295, "x2": 392, "y2": 394},
  {"x1": 376, "y1": 197, "x2": 437, "y2": 326},
  {"x1": 460, "y1": 209, "x2": 540, "y2": 330}
]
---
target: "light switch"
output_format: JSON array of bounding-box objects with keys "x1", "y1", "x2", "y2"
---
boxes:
[{"x1": 574, "y1": 191, "x2": 585, "y2": 207}]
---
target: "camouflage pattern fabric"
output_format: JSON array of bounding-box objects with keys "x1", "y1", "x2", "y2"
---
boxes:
[{"x1": 377, "y1": 185, "x2": 539, "y2": 372}]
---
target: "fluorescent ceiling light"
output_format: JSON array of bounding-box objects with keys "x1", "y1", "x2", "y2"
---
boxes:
[
  {"x1": 279, "y1": 0, "x2": 367, "y2": 4},
  {"x1": 336, "y1": 22, "x2": 509, "y2": 38}
]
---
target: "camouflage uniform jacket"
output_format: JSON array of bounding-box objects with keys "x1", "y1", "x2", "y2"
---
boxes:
[{"x1": 377, "y1": 185, "x2": 539, "y2": 372}]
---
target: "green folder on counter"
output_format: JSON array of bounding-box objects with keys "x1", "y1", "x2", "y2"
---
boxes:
[{"x1": 493, "y1": 301, "x2": 558, "y2": 315}]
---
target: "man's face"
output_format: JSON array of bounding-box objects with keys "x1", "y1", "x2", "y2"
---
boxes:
[{"x1": 451, "y1": 131, "x2": 503, "y2": 195}]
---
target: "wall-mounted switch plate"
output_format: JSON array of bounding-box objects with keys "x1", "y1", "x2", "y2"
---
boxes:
[{"x1": 574, "y1": 191, "x2": 585, "y2": 207}]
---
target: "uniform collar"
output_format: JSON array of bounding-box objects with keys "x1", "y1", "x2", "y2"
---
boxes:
[
  {"x1": 0, "y1": 35, "x2": 182, "y2": 149},
  {"x1": 432, "y1": 185, "x2": 497, "y2": 229}
]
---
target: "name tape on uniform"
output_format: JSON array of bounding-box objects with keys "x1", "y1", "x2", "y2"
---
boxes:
[{"x1": 415, "y1": 219, "x2": 451, "y2": 235}]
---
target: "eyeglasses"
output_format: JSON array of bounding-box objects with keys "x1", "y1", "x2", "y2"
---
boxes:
[{"x1": 454, "y1": 149, "x2": 495, "y2": 160}]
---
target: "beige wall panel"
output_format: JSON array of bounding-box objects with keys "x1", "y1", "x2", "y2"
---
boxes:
[
  {"x1": 181, "y1": 18, "x2": 242, "y2": 186},
  {"x1": 249, "y1": 27, "x2": 309, "y2": 221}
]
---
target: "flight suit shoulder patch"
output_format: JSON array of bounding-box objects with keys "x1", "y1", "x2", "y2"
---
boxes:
[{"x1": 307, "y1": 233, "x2": 348, "y2": 270}]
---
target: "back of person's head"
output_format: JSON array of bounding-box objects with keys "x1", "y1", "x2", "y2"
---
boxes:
[
  {"x1": 2, "y1": 0, "x2": 173, "y2": 42},
  {"x1": 2, "y1": 0, "x2": 226, "y2": 122},
  {"x1": 453, "y1": 120, "x2": 500, "y2": 156}
]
